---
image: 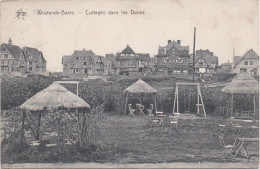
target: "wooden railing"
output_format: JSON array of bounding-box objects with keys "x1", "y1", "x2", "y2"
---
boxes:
[{"x1": 217, "y1": 106, "x2": 259, "y2": 119}]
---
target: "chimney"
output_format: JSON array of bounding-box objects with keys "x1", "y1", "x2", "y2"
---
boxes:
[
  {"x1": 8, "y1": 38, "x2": 12, "y2": 45},
  {"x1": 83, "y1": 48, "x2": 85, "y2": 50},
  {"x1": 168, "y1": 40, "x2": 171, "y2": 44},
  {"x1": 177, "y1": 40, "x2": 181, "y2": 45}
]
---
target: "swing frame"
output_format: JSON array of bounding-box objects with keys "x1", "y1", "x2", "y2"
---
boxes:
[{"x1": 173, "y1": 82, "x2": 206, "y2": 116}]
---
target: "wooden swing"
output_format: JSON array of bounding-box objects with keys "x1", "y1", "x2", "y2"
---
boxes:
[{"x1": 173, "y1": 82, "x2": 206, "y2": 116}]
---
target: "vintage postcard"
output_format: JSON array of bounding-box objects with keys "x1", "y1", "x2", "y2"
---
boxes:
[{"x1": 0, "y1": 0, "x2": 259, "y2": 168}]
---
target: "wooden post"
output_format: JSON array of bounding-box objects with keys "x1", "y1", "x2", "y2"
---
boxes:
[
  {"x1": 197, "y1": 84, "x2": 199, "y2": 115},
  {"x1": 192, "y1": 27, "x2": 196, "y2": 82},
  {"x1": 124, "y1": 92, "x2": 128, "y2": 114},
  {"x1": 154, "y1": 94, "x2": 157, "y2": 113},
  {"x1": 36, "y1": 111, "x2": 42, "y2": 140},
  {"x1": 231, "y1": 93, "x2": 234, "y2": 116},
  {"x1": 173, "y1": 88, "x2": 176, "y2": 114},
  {"x1": 253, "y1": 93, "x2": 256, "y2": 111},
  {"x1": 20, "y1": 110, "x2": 26, "y2": 142},
  {"x1": 176, "y1": 84, "x2": 179, "y2": 114},
  {"x1": 77, "y1": 83, "x2": 79, "y2": 96}
]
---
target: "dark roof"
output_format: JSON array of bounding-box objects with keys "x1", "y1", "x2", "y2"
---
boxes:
[
  {"x1": 73, "y1": 49, "x2": 95, "y2": 57},
  {"x1": 159, "y1": 40, "x2": 189, "y2": 51},
  {"x1": 121, "y1": 45, "x2": 135, "y2": 54},
  {"x1": 62, "y1": 49, "x2": 97, "y2": 63},
  {"x1": 116, "y1": 45, "x2": 138, "y2": 60},
  {"x1": 1, "y1": 43, "x2": 23, "y2": 59},
  {"x1": 196, "y1": 49, "x2": 214, "y2": 57},
  {"x1": 105, "y1": 54, "x2": 115, "y2": 60},
  {"x1": 23, "y1": 47, "x2": 45, "y2": 61},
  {"x1": 137, "y1": 53, "x2": 150, "y2": 61},
  {"x1": 190, "y1": 55, "x2": 218, "y2": 68},
  {"x1": 234, "y1": 49, "x2": 259, "y2": 68}
]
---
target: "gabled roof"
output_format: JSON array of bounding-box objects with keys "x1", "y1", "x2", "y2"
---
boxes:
[
  {"x1": 191, "y1": 55, "x2": 218, "y2": 68},
  {"x1": 159, "y1": 40, "x2": 189, "y2": 51},
  {"x1": 233, "y1": 56, "x2": 242, "y2": 65},
  {"x1": 1, "y1": 43, "x2": 23, "y2": 59},
  {"x1": 116, "y1": 45, "x2": 138, "y2": 60},
  {"x1": 73, "y1": 49, "x2": 96, "y2": 57},
  {"x1": 62, "y1": 49, "x2": 96, "y2": 63},
  {"x1": 23, "y1": 47, "x2": 45, "y2": 62},
  {"x1": 125, "y1": 79, "x2": 157, "y2": 94},
  {"x1": 234, "y1": 49, "x2": 259, "y2": 68},
  {"x1": 121, "y1": 45, "x2": 135, "y2": 54}
]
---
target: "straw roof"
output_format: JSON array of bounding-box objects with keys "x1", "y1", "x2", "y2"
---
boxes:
[
  {"x1": 20, "y1": 82, "x2": 90, "y2": 111},
  {"x1": 222, "y1": 73, "x2": 259, "y2": 94},
  {"x1": 125, "y1": 79, "x2": 157, "y2": 94}
]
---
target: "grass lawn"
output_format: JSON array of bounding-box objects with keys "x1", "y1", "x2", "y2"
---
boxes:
[{"x1": 96, "y1": 113, "x2": 259, "y2": 164}]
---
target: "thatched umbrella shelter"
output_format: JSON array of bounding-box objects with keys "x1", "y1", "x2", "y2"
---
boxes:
[
  {"x1": 20, "y1": 82, "x2": 90, "y2": 140},
  {"x1": 221, "y1": 73, "x2": 259, "y2": 117},
  {"x1": 124, "y1": 79, "x2": 157, "y2": 114}
]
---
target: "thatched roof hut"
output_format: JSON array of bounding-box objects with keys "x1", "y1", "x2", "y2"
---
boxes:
[
  {"x1": 124, "y1": 79, "x2": 157, "y2": 114},
  {"x1": 222, "y1": 73, "x2": 259, "y2": 94},
  {"x1": 125, "y1": 79, "x2": 157, "y2": 94},
  {"x1": 20, "y1": 82, "x2": 90, "y2": 111}
]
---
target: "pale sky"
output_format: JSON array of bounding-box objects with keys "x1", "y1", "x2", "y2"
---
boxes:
[{"x1": 0, "y1": 0, "x2": 259, "y2": 72}]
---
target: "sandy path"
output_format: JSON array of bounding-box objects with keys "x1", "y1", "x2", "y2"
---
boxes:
[{"x1": 2, "y1": 162, "x2": 259, "y2": 168}]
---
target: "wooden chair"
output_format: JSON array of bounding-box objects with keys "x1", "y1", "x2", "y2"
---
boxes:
[
  {"x1": 24, "y1": 135, "x2": 41, "y2": 155},
  {"x1": 250, "y1": 120, "x2": 259, "y2": 134},
  {"x1": 169, "y1": 115, "x2": 179, "y2": 130},
  {"x1": 150, "y1": 118, "x2": 160, "y2": 128},
  {"x1": 128, "y1": 104, "x2": 135, "y2": 117},
  {"x1": 146, "y1": 104, "x2": 154, "y2": 115},
  {"x1": 218, "y1": 135, "x2": 234, "y2": 157},
  {"x1": 218, "y1": 124, "x2": 226, "y2": 133}
]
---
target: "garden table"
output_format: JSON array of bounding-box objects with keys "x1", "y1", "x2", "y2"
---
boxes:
[
  {"x1": 136, "y1": 104, "x2": 145, "y2": 115},
  {"x1": 231, "y1": 137, "x2": 259, "y2": 158}
]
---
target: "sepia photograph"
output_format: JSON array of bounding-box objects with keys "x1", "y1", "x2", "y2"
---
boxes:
[{"x1": 0, "y1": 0, "x2": 259, "y2": 168}]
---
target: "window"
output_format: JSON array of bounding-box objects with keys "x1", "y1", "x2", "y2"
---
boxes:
[
  {"x1": 29, "y1": 67, "x2": 32, "y2": 71},
  {"x1": 244, "y1": 61, "x2": 248, "y2": 65},
  {"x1": 1, "y1": 60, "x2": 4, "y2": 64},
  {"x1": 240, "y1": 68, "x2": 247, "y2": 73},
  {"x1": 249, "y1": 61, "x2": 253, "y2": 65},
  {"x1": 199, "y1": 62, "x2": 204, "y2": 67},
  {"x1": 4, "y1": 54, "x2": 8, "y2": 58},
  {"x1": 176, "y1": 58, "x2": 183, "y2": 63},
  {"x1": 4, "y1": 67, "x2": 9, "y2": 72},
  {"x1": 164, "y1": 58, "x2": 169, "y2": 63},
  {"x1": 28, "y1": 61, "x2": 32, "y2": 65},
  {"x1": 76, "y1": 57, "x2": 79, "y2": 60},
  {"x1": 84, "y1": 62, "x2": 87, "y2": 65},
  {"x1": 12, "y1": 67, "x2": 18, "y2": 72}
]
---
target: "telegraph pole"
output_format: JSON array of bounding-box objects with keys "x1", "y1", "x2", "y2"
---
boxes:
[{"x1": 192, "y1": 27, "x2": 196, "y2": 82}]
